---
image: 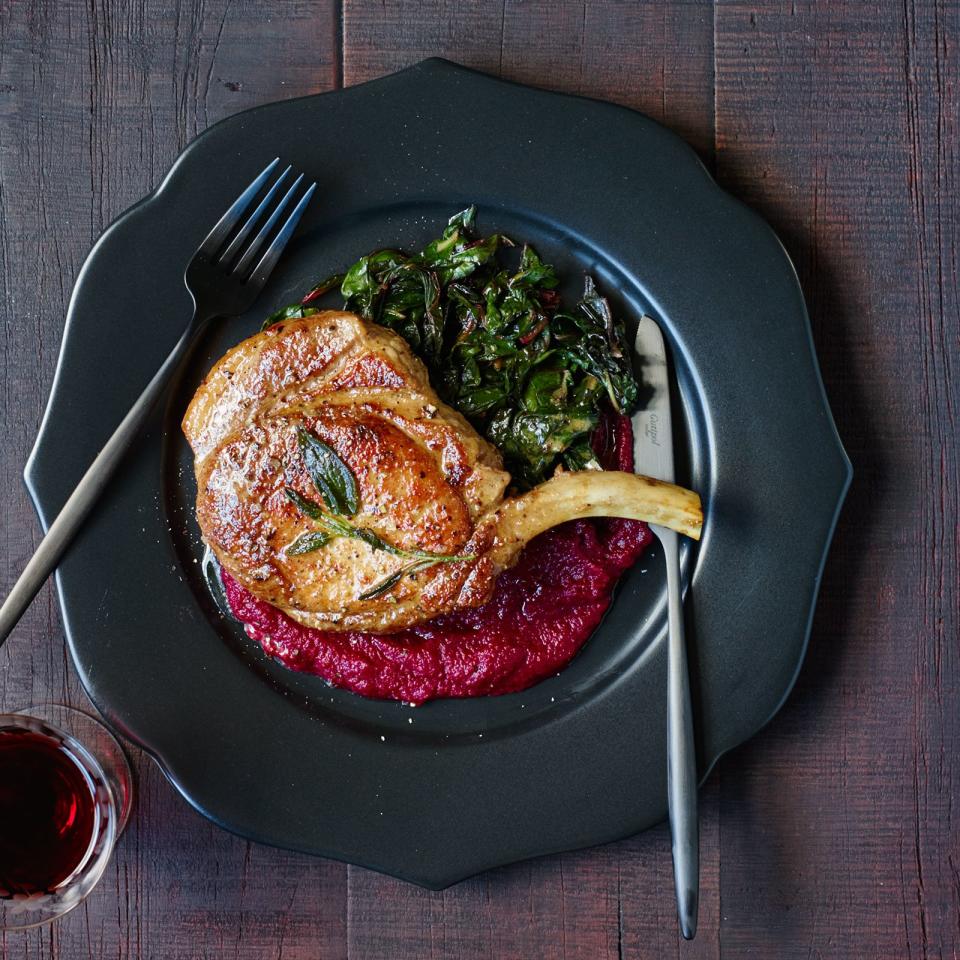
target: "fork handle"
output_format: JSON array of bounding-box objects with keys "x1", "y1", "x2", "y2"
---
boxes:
[
  {"x1": 654, "y1": 524, "x2": 700, "y2": 939},
  {"x1": 0, "y1": 320, "x2": 197, "y2": 647}
]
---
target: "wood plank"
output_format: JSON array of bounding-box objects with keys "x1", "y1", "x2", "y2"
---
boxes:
[
  {"x1": 0, "y1": 2, "x2": 346, "y2": 958},
  {"x1": 713, "y1": 0, "x2": 959, "y2": 956},
  {"x1": 345, "y1": 785, "x2": 721, "y2": 959},
  {"x1": 343, "y1": 0, "x2": 715, "y2": 163},
  {"x1": 341, "y1": 3, "x2": 718, "y2": 957}
]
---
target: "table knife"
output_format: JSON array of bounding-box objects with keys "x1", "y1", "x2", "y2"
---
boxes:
[{"x1": 632, "y1": 316, "x2": 699, "y2": 940}]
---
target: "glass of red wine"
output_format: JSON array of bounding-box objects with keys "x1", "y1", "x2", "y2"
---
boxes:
[{"x1": 0, "y1": 704, "x2": 132, "y2": 929}]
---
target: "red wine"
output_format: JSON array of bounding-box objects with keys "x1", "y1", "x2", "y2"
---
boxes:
[{"x1": 0, "y1": 730, "x2": 97, "y2": 896}]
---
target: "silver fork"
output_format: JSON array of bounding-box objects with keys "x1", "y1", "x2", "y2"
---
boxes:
[{"x1": 0, "y1": 159, "x2": 316, "y2": 646}]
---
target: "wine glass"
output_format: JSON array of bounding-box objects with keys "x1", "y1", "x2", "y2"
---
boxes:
[{"x1": 0, "y1": 704, "x2": 133, "y2": 930}]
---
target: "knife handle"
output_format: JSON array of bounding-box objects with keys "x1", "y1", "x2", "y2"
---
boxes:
[{"x1": 657, "y1": 526, "x2": 699, "y2": 939}]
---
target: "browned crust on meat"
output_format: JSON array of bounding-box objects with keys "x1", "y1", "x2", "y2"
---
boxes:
[{"x1": 185, "y1": 311, "x2": 511, "y2": 632}]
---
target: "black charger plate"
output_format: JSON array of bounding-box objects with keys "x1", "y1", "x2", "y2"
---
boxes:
[{"x1": 25, "y1": 60, "x2": 850, "y2": 888}]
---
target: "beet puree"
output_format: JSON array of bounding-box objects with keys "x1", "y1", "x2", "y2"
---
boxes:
[{"x1": 221, "y1": 414, "x2": 652, "y2": 703}]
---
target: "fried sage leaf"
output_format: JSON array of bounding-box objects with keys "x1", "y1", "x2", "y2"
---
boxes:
[
  {"x1": 296, "y1": 426, "x2": 359, "y2": 515},
  {"x1": 284, "y1": 487, "x2": 326, "y2": 521},
  {"x1": 357, "y1": 569, "x2": 406, "y2": 601},
  {"x1": 285, "y1": 531, "x2": 333, "y2": 556},
  {"x1": 284, "y1": 487, "x2": 474, "y2": 567},
  {"x1": 358, "y1": 558, "x2": 437, "y2": 601}
]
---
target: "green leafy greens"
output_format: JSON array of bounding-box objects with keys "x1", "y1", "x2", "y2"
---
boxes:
[
  {"x1": 265, "y1": 207, "x2": 640, "y2": 489},
  {"x1": 283, "y1": 428, "x2": 472, "y2": 598}
]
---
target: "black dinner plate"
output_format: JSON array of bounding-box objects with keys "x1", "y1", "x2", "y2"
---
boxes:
[{"x1": 25, "y1": 60, "x2": 850, "y2": 888}]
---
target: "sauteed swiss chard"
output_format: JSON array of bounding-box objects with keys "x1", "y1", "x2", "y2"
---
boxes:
[{"x1": 262, "y1": 207, "x2": 640, "y2": 488}]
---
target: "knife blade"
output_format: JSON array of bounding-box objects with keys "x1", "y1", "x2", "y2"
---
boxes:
[
  {"x1": 632, "y1": 316, "x2": 700, "y2": 940},
  {"x1": 632, "y1": 316, "x2": 675, "y2": 484}
]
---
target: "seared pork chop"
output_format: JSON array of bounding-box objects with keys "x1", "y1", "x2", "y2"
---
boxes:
[{"x1": 183, "y1": 311, "x2": 701, "y2": 633}]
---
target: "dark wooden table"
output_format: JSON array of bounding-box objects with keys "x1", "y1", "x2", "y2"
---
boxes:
[{"x1": 1, "y1": 2, "x2": 957, "y2": 957}]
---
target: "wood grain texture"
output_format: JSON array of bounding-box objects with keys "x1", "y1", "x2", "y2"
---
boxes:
[
  {"x1": 342, "y1": 0, "x2": 715, "y2": 163},
  {"x1": 713, "y1": 1, "x2": 959, "y2": 956},
  {"x1": 0, "y1": 3, "x2": 347, "y2": 959},
  {"x1": 0, "y1": 0, "x2": 957, "y2": 957}
]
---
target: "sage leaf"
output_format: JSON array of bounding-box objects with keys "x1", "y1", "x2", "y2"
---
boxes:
[
  {"x1": 296, "y1": 426, "x2": 360, "y2": 515},
  {"x1": 284, "y1": 487, "x2": 326, "y2": 521},
  {"x1": 357, "y1": 558, "x2": 435, "y2": 601},
  {"x1": 349, "y1": 525, "x2": 399, "y2": 555},
  {"x1": 357, "y1": 569, "x2": 405, "y2": 601},
  {"x1": 285, "y1": 531, "x2": 333, "y2": 556}
]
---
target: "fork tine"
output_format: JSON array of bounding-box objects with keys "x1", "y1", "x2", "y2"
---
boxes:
[
  {"x1": 218, "y1": 165, "x2": 292, "y2": 265},
  {"x1": 198, "y1": 157, "x2": 280, "y2": 258},
  {"x1": 233, "y1": 173, "x2": 304, "y2": 278},
  {"x1": 245, "y1": 182, "x2": 317, "y2": 289}
]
